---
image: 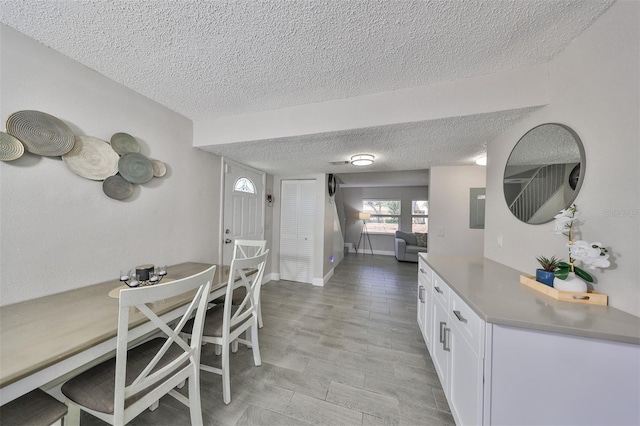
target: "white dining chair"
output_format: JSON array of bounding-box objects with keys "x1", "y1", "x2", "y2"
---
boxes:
[
  {"x1": 0, "y1": 388, "x2": 68, "y2": 426},
  {"x1": 184, "y1": 250, "x2": 269, "y2": 405},
  {"x1": 214, "y1": 239, "x2": 267, "y2": 328},
  {"x1": 61, "y1": 265, "x2": 216, "y2": 426},
  {"x1": 233, "y1": 239, "x2": 267, "y2": 259}
]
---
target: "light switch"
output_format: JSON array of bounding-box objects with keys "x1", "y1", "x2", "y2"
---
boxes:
[{"x1": 497, "y1": 234, "x2": 504, "y2": 248}]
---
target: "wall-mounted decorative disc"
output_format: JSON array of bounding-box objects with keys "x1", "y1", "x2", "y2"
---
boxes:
[
  {"x1": 62, "y1": 136, "x2": 120, "y2": 180},
  {"x1": 103, "y1": 175, "x2": 134, "y2": 200},
  {"x1": 110, "y1": 132, "x2": 140, "y2": 155},
  {"x1": 6, "y1": 110, "x2": 75, "y2": 156},
  {"x1": 0, "y1": 131, "x2": 25, "y2": 161},
  {"x1": 118, "y1": 152, "x2": 153, "y2": 184},
  {"x1": 151, "y1": 159, "x2": 166, "y2": 177}
]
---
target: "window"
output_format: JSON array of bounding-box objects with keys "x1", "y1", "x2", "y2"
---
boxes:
[
  {"x1": 362, "y1": 200, "x2": 401, "y2": 234},
  {"x1": 234, "y1": 177, "x2": 256, "y2": 194},
  {"x1": 412, "y1": 200, "x2": 428, "y2": 233}
]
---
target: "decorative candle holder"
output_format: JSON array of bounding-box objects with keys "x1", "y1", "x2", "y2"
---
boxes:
[{"x1": 119, "y1": 264, "x2": 168, "y2": 287}]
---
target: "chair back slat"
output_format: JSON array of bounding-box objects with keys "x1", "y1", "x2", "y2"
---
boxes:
[
  {"x1": 223, "y1": 251, "x2": 269, "y2": 333},
  {"x1": 234, "y1": 239, "x2": 267, "y2": 259},
  {"x1": 113, "y1": 265, "x2": 216, "y2": 421}
]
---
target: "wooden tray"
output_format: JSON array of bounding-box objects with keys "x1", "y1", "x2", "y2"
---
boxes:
[{"x1": 520, "y1": 275, "x2": 608, "y2": 306}]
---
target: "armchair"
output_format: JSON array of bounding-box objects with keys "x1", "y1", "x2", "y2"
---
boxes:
[{"x1": 394, "y1": 231, "x2": 427, "y2": 262}]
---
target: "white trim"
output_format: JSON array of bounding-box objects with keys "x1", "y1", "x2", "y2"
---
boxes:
[
  {"x1": 323, "y1": 268, "x2": 334, "y2": 285},
  {"x1": 312, "y1": 277, "x2": 325, "y2": 287},
  {"x1": 218, "y1": 157, "x2": 226, "y2": 266},
  {"x1": 352, "y1": 249, "x2": 396, "y2": 256},
  {"x1": 264, "y1": 273, "x2": 279, "y2": 283}
]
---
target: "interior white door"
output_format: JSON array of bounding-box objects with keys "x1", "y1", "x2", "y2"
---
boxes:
[
  {"x1": 222, "y1": 159, "x2": 265, "y2": 265},
  {"x1": 279, "y1": 180, "x2": 315, "y2": 284}
]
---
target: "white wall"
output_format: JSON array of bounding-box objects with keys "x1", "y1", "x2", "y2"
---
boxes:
[
  {"x1": 428, "y1": 166, "x2": 486, "y2": 256},
  {"x1": 0, "y1": 25, "x2": 221, "y2": 306},
  {"x1": 341, "y1": 186, "x2": 429, "y2": 255},
  {"x1": 484, "y1": 1, "x2": 640, "y2": 316}
]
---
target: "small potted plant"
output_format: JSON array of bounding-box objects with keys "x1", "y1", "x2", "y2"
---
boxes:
[{"x1": 536, "y1": 255, "x2": 561, "y2": 287}]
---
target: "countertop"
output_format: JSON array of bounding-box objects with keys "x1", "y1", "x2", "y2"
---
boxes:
[{"x1": 421, "y1": 253, "x2": 640, "y2": 345}]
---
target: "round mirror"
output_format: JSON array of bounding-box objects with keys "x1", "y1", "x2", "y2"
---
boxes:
[{"x1": 503, "y1": 123, "x2": 585, "y2": 224}]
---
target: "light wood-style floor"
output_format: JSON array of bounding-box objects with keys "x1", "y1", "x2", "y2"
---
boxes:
[{"x1": 82, "y1": 253, "x2": 454, "y2": 425}]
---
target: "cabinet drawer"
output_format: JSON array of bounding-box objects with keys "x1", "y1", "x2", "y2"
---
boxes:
[
  {"x1": 450, "y1": 290, "x2": 484, "y2": 356},
  {"x1": 432, "y1": 273, "x2": 450, "y2": 308},
  {"x1": 419, "y1": 259, "x2": 432, "y2": 285}
]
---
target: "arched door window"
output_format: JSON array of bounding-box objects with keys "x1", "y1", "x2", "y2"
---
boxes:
[{"x1": 234, "y1": 177, "x2": 256, "y2": 194}]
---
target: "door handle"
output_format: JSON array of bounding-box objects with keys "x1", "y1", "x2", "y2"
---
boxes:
[
  {"x1": 224, "y1": 239, "x2": 232, "y2": 244},
  {"x1": 439, "y1": 321, "x2": 446, "y2": 343},
  {"x1": 443, "y1": 327, "x2": 451, "y2": 352}
]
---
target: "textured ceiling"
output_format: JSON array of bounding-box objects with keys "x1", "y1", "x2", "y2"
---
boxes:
[
  {"x1": 199, "y1": 108, "x2": 541, "y2": 176},
  {"x1": 0, "y1": 0, "x2": 615, "y2": 182}
]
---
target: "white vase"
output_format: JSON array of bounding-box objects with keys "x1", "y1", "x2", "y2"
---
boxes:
[{"x1": 553, "y1": 272, "x2": 588, "y2": 293}]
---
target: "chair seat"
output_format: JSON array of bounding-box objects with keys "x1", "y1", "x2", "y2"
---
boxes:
[
  {"x1": 211, "y1": 286, "x2": 246, "y2": 306},
  {"x1": 184, "y1": 305, "x2": 248, "y2": 338},
  {"x1": 0, "y1": 389, "x2": 67, "y2": 426},
  {"x1": 61, "y1": 338, "x2": 185, "y2": 414}
]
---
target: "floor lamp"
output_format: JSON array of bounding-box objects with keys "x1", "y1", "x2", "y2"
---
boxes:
[{"x1": 357, "y1": 212, "x2": 373, "y2": 255}]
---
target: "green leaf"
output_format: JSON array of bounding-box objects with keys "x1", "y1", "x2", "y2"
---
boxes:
[
  {"x1": 557, "y1": 262, "x2": 571, "y2": 268},
  {"x1": 574, "y1": 267, "x2": 594, "y2": 282},
  {"x1": 554, "y1": 267, "x2": 570, "y2": 280}
]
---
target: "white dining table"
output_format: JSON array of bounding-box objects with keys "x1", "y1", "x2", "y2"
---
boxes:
[{"x1": 0, "y1": 262, "x2": 230, "y2": 404}]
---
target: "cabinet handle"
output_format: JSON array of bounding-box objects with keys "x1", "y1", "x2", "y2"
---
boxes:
[
  {"x1": 453, "y1": 310, "x2": 467, "y2": 323},
  {"x1": 434, "y1": 286, "x2": 443, "y2": 294},
  {"x1": 419, "y1": 286, "x2": 424, "y2": 302},
  {"x1": 439, "y1": 321, "x2": 446, "y2": 343},
  {"x1": 443, "y1": 327, "x2": 451, "y2": 352},
  {"x1": 420, "y1": 268, "x2": 425, "y2": 274}
]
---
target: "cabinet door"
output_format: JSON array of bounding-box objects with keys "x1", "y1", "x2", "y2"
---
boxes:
[
  {"x1": 431, "y1": 298, "x2": 449, "y2": 394},
  {"x1": 449, "y1": 321, "x2": 483, "y2": 426},
  {"x1": 417, "y1": 282, "x2": 426, "y2": 336},
  {"x1": 423, "y1": 283, "x2": 433, "y2": 351},
  {"x1": 417, "y1": 262, "x2": 432, "y2": 349}
]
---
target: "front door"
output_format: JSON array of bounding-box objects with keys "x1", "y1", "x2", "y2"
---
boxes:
[{"x1": 221, "y1": 159, "x2": 265, "y2": 265}]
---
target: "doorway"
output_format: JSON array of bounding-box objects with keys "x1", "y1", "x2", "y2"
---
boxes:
[
  {"x1": 279, "y1": 179, "x2": 315, "y2": 284},
  {"x1": 221, "y1": 159, "x2": 265, "y2": 266}
]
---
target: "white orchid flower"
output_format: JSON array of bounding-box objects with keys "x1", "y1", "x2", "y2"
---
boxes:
[{"x1": 569, "y1": 241, "x2": 610, "y2": 270}]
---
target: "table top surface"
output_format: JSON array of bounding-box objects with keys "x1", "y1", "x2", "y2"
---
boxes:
[
  {"x1": 422, "y1": 254, "x2": 640, "y2": 345},
  {"x1": 0, "y1": 262, "x2": 221, "y2": 388}
]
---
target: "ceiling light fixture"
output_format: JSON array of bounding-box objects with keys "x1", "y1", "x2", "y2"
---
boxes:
[
  {"x1": 351, "y1": 154, "x2": 374, "y2": 166},
  {"x1": 475, "y1": 155, "x2": 487, "y2": 166}
]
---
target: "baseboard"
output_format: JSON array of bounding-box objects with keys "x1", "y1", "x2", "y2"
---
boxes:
[
  {"x1": 350, "y1": 249, "x2": 395, "y2": 256},
  {"x1": 312, "y1": 276, "x2": 325, "y2": 287},
  {"x1": 264, "y1": 273, "x2": 279, "y2": 283},
  {"x1": 321, "y1": 268, "x2": 334, "y2": 285}
]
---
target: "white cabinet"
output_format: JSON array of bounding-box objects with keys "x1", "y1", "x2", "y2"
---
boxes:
[
  {"x1": 449, "y1": 315, "x2": 484, "y2": 426},
  {"x1": 418, "y1": 255, "x2": 640, "y2": 426},
  {"x1": 431, "y1": 293, "x2": 450, "y2": 394},
  {"x1": 417, "y1": 259, "x2": 433, "y2": 349},
  {"x1": 418, "y1": 262, "x2": 485, "y2": 425}
]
